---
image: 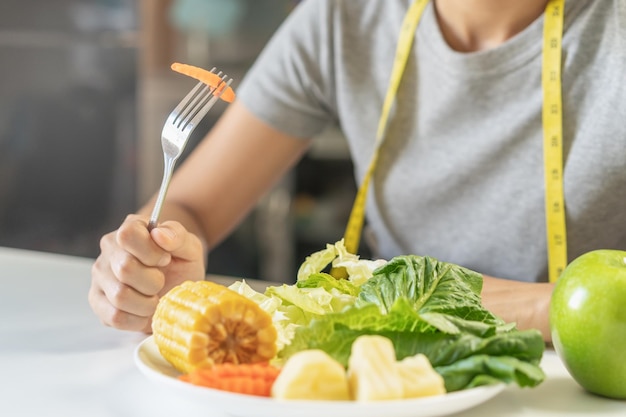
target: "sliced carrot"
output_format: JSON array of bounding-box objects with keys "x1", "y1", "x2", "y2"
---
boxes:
[
  {"x1": 179, "y1": 363, "x2": 281, "y2": 397},
  {"x1": 171, "y1": 62, "x2": 236, "y2": 103}
]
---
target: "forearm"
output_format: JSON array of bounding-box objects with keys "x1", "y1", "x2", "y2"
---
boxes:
[
  {"x1": 137, "y1": 102, "x2": 311, "y2": 258},
  {"x1": 481, "y1": 275, "x2": 554, "y2": 342}
]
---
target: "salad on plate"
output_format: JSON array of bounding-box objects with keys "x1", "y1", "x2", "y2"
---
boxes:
[{"x1": 143, "y1": 239, "x2": 546, "y2": 403}]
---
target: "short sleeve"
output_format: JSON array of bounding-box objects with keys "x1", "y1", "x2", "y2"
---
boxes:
[{"x1": 236, "y1": 0, "x2": 337, "y2": 139}]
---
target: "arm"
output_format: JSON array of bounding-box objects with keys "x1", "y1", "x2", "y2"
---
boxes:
[
  {"x1": 88, "y1": 101, "x2": 311, "y2": 332},
  {"x1": 480, "y1": 275, "x2": 554, "y2": 342},
  {"x1": 150, "y1": 101, "x2": 311, "y2": 251}
]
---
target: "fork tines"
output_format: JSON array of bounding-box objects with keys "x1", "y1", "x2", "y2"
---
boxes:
[{"x1": 173, "y1": 68, "x2": 233, "y2": 132}]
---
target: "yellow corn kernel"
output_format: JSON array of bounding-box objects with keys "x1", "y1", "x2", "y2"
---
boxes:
[{"x1": 152, "y1": 280, "x2": 277, "y2": 374}]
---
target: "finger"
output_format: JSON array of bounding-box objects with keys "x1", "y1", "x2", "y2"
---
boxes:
[
  {"x1": 109, "y1": 249, "x2": 166, "y2": 296},
  {"x1": 100, "y1": 273, "x2": 160, "y2": 318},
  {"x1": 97, "y1": 229, "x2": 166, "y2": 296},
  {"x1": 150, "y1": 220, "x2": 203, "y2": 261},
  {"x1": 114, "y1": 215, "x2": 171, "y2": 267},
  {"x1": 90, "y1": 287, "x2": 152, "y2": 331},
  {"x1": 88, "y1": 271, "x2": 153, "y2": 332},
  {"x1": 91, "y1": 253, "x2": 160, "y2": 317}
]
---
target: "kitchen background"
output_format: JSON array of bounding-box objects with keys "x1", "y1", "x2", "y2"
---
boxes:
[{"x1": 0, "y1": 0, "x2": 367, "y2": 283}]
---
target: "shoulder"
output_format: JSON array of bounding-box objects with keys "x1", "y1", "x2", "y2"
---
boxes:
[
  {"x1": 566, "y1": 0, "x2": 626, "y2": 62},
  {"x1": 569, "y1": 0, "x2": 626, "y2": 36},
  {"x1": 288, "y1": 0, "x2": 411, "y2": 33}
]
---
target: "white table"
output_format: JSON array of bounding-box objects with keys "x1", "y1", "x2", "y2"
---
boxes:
[{"x1": 0, "y1": 247, "x2": 624, "y2": 416}]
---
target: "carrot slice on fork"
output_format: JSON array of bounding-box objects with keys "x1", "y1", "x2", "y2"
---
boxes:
[{"x1": 171, "y1": 62, "x2": 236, "y2": 103}]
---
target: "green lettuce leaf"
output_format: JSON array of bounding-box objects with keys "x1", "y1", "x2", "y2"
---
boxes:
[
  {"x1": 296, "y1": 242, "x2": 339, "y2": 282},
  {"x1": 228, "y1": 278, "x2": 356, "y2": 351},
  {"x1": 297, "y1": 272, "x2": 361, "y2": 297},
  {"x1": 236, "y1": 246, "x2": 546, "y2": 392},
  {"x1": 280, "y1": 302, "x2": 545, "y2": 391},
  {"x1": 435, "y1": 354, "x2": 546, "y2": 391},
  {"x1": 228, "y1": 280, "x2": 298, "y2": 352},
  {"x1": 296, "y1": 239, "x2": 387, "y2": 285},
  {"x1": 280, "y1": 254, "x2": 546, "y2": 391},
  {"x1": 357, "y1": 255, "x2": 502, "y2": 332}
]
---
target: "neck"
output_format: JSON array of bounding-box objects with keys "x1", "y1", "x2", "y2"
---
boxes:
[{"x1": 434, "y1": 0, "x2": 550, "y2": 52}]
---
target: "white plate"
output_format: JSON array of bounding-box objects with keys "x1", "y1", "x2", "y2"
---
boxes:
[{"x1": 134, "y1": 336, "x2": 505, "y2": 417}]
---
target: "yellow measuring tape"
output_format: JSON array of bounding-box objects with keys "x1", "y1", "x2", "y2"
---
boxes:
[
  {"x1": 338, "y1": 0, "x2": 566, "y2": 283},
  {"x1": 542, "y1": 0, "x2": 567, "y2": 282}
]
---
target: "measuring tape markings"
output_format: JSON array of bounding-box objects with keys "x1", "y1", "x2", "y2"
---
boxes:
[{"x1": 542, "y1": 0, "x2": 567, "y2": 282}]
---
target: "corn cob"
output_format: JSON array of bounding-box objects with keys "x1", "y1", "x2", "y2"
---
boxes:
[{"x1": 152, "y1": 280, "x2": 277, "y2": 374}]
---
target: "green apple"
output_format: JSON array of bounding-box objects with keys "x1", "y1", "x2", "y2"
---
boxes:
[{"x1": 550, "y1": 249, "x2": 626, "y2": 399}]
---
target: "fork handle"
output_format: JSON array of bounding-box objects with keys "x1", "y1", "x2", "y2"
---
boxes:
[
  {"x1": 148, "y1": 155, "x2": 177, "y2": 231},
  {"x1": 147, "y1": 217, "x2": 160, "y2": 232}
]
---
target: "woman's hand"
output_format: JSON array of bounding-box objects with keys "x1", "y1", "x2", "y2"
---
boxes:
[
  {"x1": 88, "y1": 102, "x2": 311, "y2": 333},
  {"x1": 88, "y1": 215, "x2": 205, "y2": 333},
  {"x1": 481, "y1": 275, "x2": 554, "y2": 342}
]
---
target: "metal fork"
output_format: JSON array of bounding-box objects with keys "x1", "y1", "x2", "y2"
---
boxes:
[{"x1": 147, "y1": 67, "x2": 233, "y2": 231}]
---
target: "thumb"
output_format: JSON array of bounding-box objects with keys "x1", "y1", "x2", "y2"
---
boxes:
[{"x1": 149, "y1": 220, "x2": 203, "y2": 262}]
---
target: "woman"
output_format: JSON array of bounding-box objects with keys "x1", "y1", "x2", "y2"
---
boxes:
[{"x1": 89, "y1": 0, "x2": 626, "y2": 339}]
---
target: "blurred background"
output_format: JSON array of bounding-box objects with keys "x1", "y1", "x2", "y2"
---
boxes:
[{"x1": 0, "y1": 0, "x2": 363, "y2": 283}]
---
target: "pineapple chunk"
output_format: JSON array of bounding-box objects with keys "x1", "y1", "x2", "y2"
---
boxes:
[
  {"x1": 396, "y1": 354, "x2": 446, "y2": 398},
  {"x1": 271, "y1": 350, "x2": 350, "y2": 400},
  {"x1": 347, "y1": 335, "x2": 404, "y2": 401}
]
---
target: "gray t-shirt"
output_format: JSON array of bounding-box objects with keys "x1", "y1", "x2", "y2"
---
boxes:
[{"x1": 237, "y1": 0, "x2": 626, "y2": 282}]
